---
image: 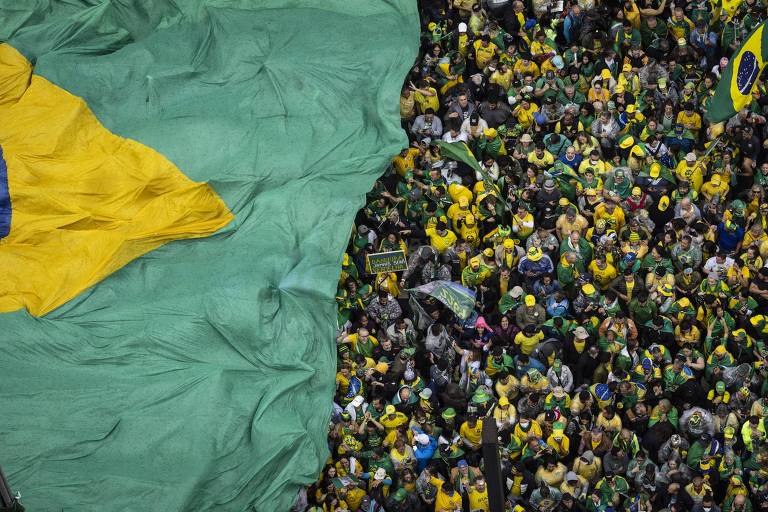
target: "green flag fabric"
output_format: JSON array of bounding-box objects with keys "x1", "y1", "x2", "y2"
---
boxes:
[
  {"x1": 408, "y1": 280, "x2": 477, "y2": 320},
  {"x1": 0, "y1": 1, "x2": 418, "y2": 511},
  {"x1": 707, "y1": 21, "x2": 768, "y2": 122}
]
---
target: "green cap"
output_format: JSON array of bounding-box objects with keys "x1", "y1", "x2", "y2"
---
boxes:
[
  {"x1": 393, "y1": 488, "x2": 408, "y2": 501},
  {"x1": 442, "y1": 407, "x2": 457, "y2": 420},
  {"x1": 716, "y1": 381, "x2": 725, "y2": 394}
]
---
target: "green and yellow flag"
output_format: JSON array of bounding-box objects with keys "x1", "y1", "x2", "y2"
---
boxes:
[
  {"x1": 0, "y1": 1, "x2": 418, "y2": 511},
  {"x1": 708, "y1": 21, "x2": 768, "y2": 122},
  {"x1": 722, "y1": 0, "x2": 743, "y2": 20}
]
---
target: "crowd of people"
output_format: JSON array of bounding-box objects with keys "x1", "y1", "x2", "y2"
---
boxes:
[{"x1": 301, "y1": 1, "x2": 768, "y2": 511}]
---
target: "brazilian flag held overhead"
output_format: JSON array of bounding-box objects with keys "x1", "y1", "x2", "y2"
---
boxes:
[
  {"x1": 708, "y1": 20, "x2": 768, "y2": 122},
  {"x1": 0, "y1": 1, "x2": 418, "y2": 511}
]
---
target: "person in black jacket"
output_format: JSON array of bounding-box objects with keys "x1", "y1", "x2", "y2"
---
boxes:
[{"x1": 653, "y1": 481, "x2": 695, "y2": 512}]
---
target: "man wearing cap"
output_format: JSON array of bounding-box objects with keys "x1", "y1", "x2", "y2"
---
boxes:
[
  {"x1": 493, "y1": 395, "x2": 517, "y2": 431},
  {"x1": 518, "y1": 246, "x2": 554, "y2": 288},
  {"x1": 675, "y1": 154, "x2": 705, "y2": 196},
  {"x1": 380, "y1": 404, "x2": 408, "y2": 434},
  {"x1": 462, "y1": 255, "x2": 492, "y2": 288}
]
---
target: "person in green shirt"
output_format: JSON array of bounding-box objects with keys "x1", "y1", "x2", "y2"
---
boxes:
[
  {"x1": 595, "y1": 473, "x2": 629, "y2": 507},
  {"x1": 663, "y1": 354, "x2": 692, "y2": 392},
  {"x1": 629, "y1": 291, "x2": 657, "y2": 326}
]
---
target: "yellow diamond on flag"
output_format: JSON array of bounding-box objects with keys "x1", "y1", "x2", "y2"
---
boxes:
[{"x1": 0, "y1": 44, "x2": 233, "y2": 316}]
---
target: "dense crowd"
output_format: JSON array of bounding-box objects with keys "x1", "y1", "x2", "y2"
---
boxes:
[{"x1": 301, "y1": 1, "x2": 768, "y2": 511}]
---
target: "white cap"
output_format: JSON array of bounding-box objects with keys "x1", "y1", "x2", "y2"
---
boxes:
[
  {"x1": 458, "y1": 22, "x2": 468, "y2": 32},
  {"x1": 351, "y1": 395, "x2": 364, "y2": 407},
  {"x1": 374, "y1": 468, "x2": 387, "y2": 480},
  {"x1": 416, "y1": 433, "x2": 430, "y2": 445}
]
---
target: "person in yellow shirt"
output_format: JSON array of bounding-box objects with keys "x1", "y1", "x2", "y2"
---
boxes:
[
  {"x1": 676, "y1": 152, "x2": 705, "y2": 192},
  {"x1": 425, "y1": 221, "x2": 458, "y2": 254},
  {"x1": 473, "y1": 34, "x2": 499, "y2": 70},
  {"x1": 593, "y1": 201, "x2": 626, "y2": 231},
  {"x1": 490, "y1": 62, "x2": 514, "y2": 91},
  {"x1": 457, "y1": 214, "x2": 482, "y2": 248},
  {"x1": 700, "y1": 173, "x2": 729, "y2": 202},
  {"x1": 556, "y1": 207, "x2": 590, "y2": 240},
  {"x1": 379, "y1": 405, "x2": 408, "y2": 433},
  {"x1": 616, "y1": 63, "x2": 641, "y2": 96},
  {"x1": 409, "y1": 80, "x2": 439, "y2": 114},
  {"x1": 392, "y1": 146, "x2": 420, "y2": 177},
  {"x1": 578, "y1": 150, "x2": 608, "y2": 176},
  {"x1": 587, "y1": 80, "x2": 610, "y2": 103},
  {"x1": 429, "y1": 473, "x2": 463, "y2": 512},
  {"x1": 589, "y1": 255, "x2": 618, "y2": 290},
  {"x1": 515, "y1": 320, "x2": 545, "y2": 355},
  {"x1": 513, "y1": 53, "x2": 541, "y2": 80},
  {"x1": 460, "y1": 415, "x2": 484, "y2": 451},
  {"x1": 530, "y1": 31, "x2": 556, "y2": 64},
  {"x1": 676, "y1": 102, "x2": 702, "y2": 137},
  {"x1": 528, "y1": 143, "x2": 555, "y2": 170},
  {"x1": 446, "y1": 195, "x2": 477, "y2": 230},
  {"x1": 468, "y1": 478, "x2": 490, "y2": 511},
  {"x1": 512, "y1": 96, "x2": 539, "y2": 129},
  {"x1": 496, "y1": 371, "x2": 521, "y2": 401},
  {"x1": 514, "y1": 417, "x2": 543, "y2": 440},
  {"x1": 512, "y1": 204, "x2": 536, "y2": 240}
]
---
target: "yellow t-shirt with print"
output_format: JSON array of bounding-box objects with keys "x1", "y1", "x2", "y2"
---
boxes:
[
  {"x1": 514, "y1": 103, "x2": 539, "y2": 129},
  {"x1": 513, "y1": 59, "x2": 540, "y2": 79},
  {"x1": 514, "y1": 330, "x2": 544, "y2": 355},
  {"x1": 460, "y1": 419, "x2": 484, "y2": 445},
  {"x1": 528, "y1": 150, "x2": 555, "y2": 169},
  {"x1": 414, "y1": 88, "x2": 439, "y2": 113},
  {"x1": 474, "y1": 40, "x2": 499, "y2": 69},
  {"x1": 588, "y1": 261, "x2": 618, "y2": 290}
]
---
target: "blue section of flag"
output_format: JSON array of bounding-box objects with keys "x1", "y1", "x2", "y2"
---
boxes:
[{"x1": 0, "y1": 145, "x2": 10, "y2": 239}]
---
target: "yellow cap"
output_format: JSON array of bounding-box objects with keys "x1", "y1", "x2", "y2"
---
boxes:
[
  {"x1": 525, "y1": 294, "x2": 536, "y2": 306},
  {"x1": 649, "y1": 163, "x2": 661, "y2": 178},
  {"x1": 483, "y1": 247, "x2": 494, "y2": 257},
  {"x1": 626, "y1": 104, "x2": 636, "y2": 114},
  {"x1": 343, "y1": 253, "x2": 350, "y2": 265},
  {"x1": 375, "y1": 362, "x2": 389, "y2": 374},
  {"x1": 585, "y1": 188, "x2": 597, "y2": 196},
  {"x1": 499, "y1": 396, "x2": 510, "y2": 406},
  {"x1": 614, "y1": 85, "x2": 625, "y2": 94},
  {"x1": 619, "y1": 136, "x2": 635, "y2": 149},
  {"x1": 527, "y1": 247, "x2": 543, "y2": 261},
  {"x1": 714, "y1": 345, "x2": 726, "y2": 355},
  {"x1": 459, "y1": 196, "x2": 469, "y2": 207},
  {"x1": 601, "y1": 69, "x2": 611, "y2": 80},
  {"x1": 470, "y1": 256, "x2": 481, "y2": 268},
  {"x1": 503, "y1": 238, "x2": 515, "y2": 249},
  {"x1": 559, "y1": 197, "x2": 570, "y2": 206},
  {"x1": 622, "y1": 63, "x2": 632, "y2": 72},
  {"x1": 632, "y1": 186, "x2": 642, "y2": 196},
  {"x1": 428, "y1": 22, "x2": 437, "y2": 31},
  {"x1": 582, "y1": 283, "x2": 596, "y2": 295},
  {"x1": 484, "y1": 127, "x2": 497, "y2": 138},
  {"x1": 711, "y1": 174, "x2": 721, "y2": 186},
  {"x1": 465, "y1": 214, "x2": 476, "y2": 225},
  {"x1": 385, "y1": 405, "x2": 396, "y2": 414},
  {"x1": 658, "y1": 195, "x2": 670, "y2": 211}
]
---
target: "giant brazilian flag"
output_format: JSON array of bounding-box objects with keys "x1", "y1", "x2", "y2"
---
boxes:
[
  {"x1": 0, "y1": 1, "x2": 418, "y2": 510},
  {"x1": 708, "y1": 20, "x2": 768, "y2": 122}
]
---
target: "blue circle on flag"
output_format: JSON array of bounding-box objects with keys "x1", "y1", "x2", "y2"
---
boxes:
[{"x1": 736, "y1": 51, "x2": 760, "y2": 95}]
